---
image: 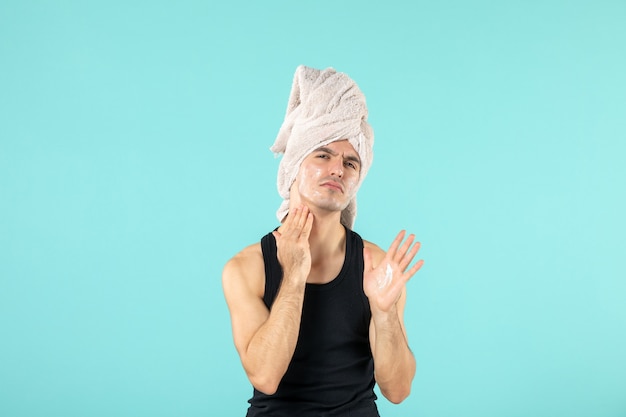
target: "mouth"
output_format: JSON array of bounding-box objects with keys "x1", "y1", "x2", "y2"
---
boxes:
[{"x1": 320, "y1": 181, "x2": 344, "y2": 193}]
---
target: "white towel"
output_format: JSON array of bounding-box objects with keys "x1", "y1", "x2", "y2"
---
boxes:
[{"x1": 270, "y1": 65, "x2": 374, "y2": 229}]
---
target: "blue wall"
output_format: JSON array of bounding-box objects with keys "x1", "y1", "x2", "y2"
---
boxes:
[{"x1": 1, "y1": 1, "x2": 625, "y2": 416}]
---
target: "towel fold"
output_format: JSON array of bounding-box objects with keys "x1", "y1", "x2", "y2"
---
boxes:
[{"x1": 270, "y1": 65, "x2": 374, "y2": 229}]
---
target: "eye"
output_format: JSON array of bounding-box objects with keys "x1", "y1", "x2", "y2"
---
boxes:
[
  {"x1": 316, "y1": 153, "x2": 330, "y2": 159},
  {"x1": 344, "y1": 161, "x2": 358, "y2": 170}
]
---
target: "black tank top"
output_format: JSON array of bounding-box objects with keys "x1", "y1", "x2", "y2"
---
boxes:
[{"x1": 246, "y1": 228, "x2": 379, "y2": 417}]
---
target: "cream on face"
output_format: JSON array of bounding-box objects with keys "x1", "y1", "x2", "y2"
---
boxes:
[{"x1": 293, "y1": 141, "x2": 361, "y2": 212}]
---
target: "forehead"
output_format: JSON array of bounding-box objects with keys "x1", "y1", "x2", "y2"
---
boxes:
[{"x1": 327, "y1": 139, "x2": 357, "y2": 153}]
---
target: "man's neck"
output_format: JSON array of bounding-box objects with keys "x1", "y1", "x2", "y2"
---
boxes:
[{"x1": 307, "y1": 210, "x2": 346, "y2": 264}]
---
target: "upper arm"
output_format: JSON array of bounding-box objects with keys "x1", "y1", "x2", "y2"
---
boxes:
[{"x1": 222, "y1": 245, "x2": 269, "y2": 361}]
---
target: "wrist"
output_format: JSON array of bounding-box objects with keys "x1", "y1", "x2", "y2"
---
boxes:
[
  {"x1": 282, "y1": 268, "x2": 309, "y2": 286},
  {"x1": 370, "y1": 303, "x2": 398, "y2": 325}
]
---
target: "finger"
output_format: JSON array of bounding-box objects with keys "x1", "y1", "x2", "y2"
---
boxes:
[
  {"x1": 404, "y1": 259, "x2": 424, "y2": 280},
  {"x1": 286, "y1": 205, "x2": 304, "y2": 233},
  {"x1": 363, "y1": 247, "x2": 372, "y2": 272},
  {"x1": 387, "y1": 230, "x2": 406, "y2": 258},
  {"x1": 282, "y1": 207, "x2": 301, "y2": 236},
  {"x1": 394, "y1": 233, "x2": 415, "y2": 264},
  {"x1": 272, "y1": 230, "x2": 282, "y2": 241},
  {"x1": 284, "y1": 207, "x2": 298, "y2": 227},
  {"x1": 296, "y1": 206, "x2": 309, "y2": 230},
  {"x1": 398, "y1": 241, "x2": 421, "y2": 271},
  {"x1": 300, "y1": 211, "x2": 314, "y2": 240}
]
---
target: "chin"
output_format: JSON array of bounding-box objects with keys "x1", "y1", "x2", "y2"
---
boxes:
[{"x1": 314, "y1": 199, "x2": 350, "y2": 213}]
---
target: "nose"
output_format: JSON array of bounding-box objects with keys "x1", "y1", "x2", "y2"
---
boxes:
[{"x1": 330, "y1": 158, "x2": 344, "y2": 178}]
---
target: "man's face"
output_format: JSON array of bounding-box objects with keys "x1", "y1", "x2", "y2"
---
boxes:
[{"x1": 291, "y1": 140, "x2": 361, "y2": 213}]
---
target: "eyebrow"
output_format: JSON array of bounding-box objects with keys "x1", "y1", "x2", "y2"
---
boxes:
[{"x1": 315, "y1": 146, "x2": 361, "y2": 166}]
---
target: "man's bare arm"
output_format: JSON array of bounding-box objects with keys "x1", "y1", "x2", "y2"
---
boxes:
[
  {"x1": 222, "y1": 207, "x2": 313, "y2": 394},
  {"x1": 363, "y1": 233, "x2": 423, "y2": 403},
  {"x1": 368, "y1": 289, "x2": 415, "y2": 403}
]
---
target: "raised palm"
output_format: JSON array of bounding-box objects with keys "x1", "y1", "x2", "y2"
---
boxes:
[{"x1": 363, "y1": 231, "x2": 423, "y2": 312}]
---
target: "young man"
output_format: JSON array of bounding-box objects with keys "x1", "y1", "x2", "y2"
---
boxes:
[{"x1": 223, "y1": 65, "x2": 423, "y2": 417}]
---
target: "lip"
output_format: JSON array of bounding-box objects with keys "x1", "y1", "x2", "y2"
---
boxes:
[{"x1": 320, "y1": 181, "x2": 344, "y2": 193}]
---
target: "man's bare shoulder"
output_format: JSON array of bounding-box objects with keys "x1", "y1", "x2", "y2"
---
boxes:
[
  {"x1": 227, "y1": 242, "x2": 263, "y2": 266},
  {"x1": 222, "y1": 242, "x2": 265, "y2": 298},
  {"x1": 363, "y1": 239, "x2": 386, "y2": 264}
]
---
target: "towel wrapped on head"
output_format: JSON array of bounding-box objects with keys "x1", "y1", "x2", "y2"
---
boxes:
[{"x1": 270, "y1": 65, "x2": 374, "y2": 229}]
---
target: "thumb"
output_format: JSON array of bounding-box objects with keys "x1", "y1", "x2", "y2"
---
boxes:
[{"x1": 272, "y1": 230, "x2": 281, "y2": 241}]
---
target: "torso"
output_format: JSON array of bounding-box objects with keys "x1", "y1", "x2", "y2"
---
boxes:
[{"x1": 247, "y1": 228, "x2": 380, "y2": 417}]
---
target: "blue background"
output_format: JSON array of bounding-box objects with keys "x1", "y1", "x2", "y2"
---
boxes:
[{"x1": 1, "y1": 1, "x2": 625, "y2": 416}]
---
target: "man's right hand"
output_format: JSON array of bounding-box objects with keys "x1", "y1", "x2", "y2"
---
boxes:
[
  {"x1": 272, "y1": 205, "x2": 314, "y2": 283},
  {"x1": 223, "y1": 205, "x2": 314, "y2": 395}
]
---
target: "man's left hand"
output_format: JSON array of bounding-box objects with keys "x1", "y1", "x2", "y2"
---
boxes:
[{"x1": 363, "y1": 231, "x2": 423, "y2": 313}]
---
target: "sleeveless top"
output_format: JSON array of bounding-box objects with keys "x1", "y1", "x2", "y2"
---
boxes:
[{"x1": 246, "y1": 228, "x2": 379, "y2": 417}]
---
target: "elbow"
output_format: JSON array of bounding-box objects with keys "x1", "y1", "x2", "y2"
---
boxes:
[
  {"x1": 254, "y1": 382, "x2": 279, "y2": 396},
  {"x1": 381, "y1": 384, "x2": 412, "y2": 404},
  {"x1": 242, "y1": 356, "x2": 285, "y2": 396},
  {"x1": 384, "y1": 390, "x2": 410, "y2": 404},
  {"x1": 387, "y1": 390, "x2": 410, "y2": 405},
  {"x1": 249, "y1": 373, "x2": 280, "y2": 396}
]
